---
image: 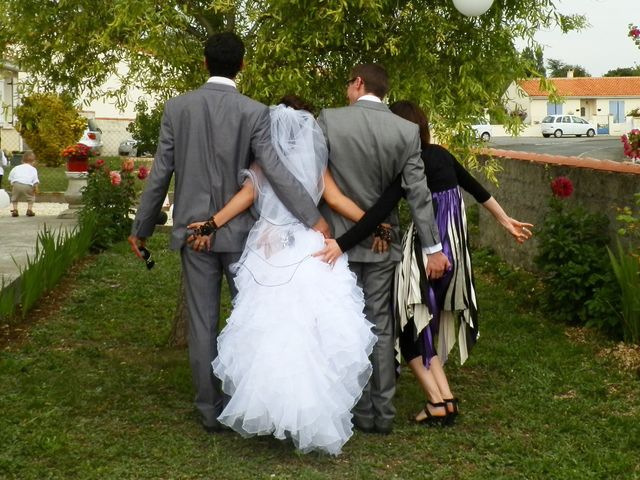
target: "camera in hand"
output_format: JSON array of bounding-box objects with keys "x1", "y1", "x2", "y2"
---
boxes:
[{"x1": 139, "y1": 247, "x2": 155, "y2": 270}]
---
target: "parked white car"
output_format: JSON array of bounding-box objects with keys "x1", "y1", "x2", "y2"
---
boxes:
[
  {"x1": 541, "y1": 115, "x2": 597, "y2": 138},
  {"x1": 472, "y1": 117, "x2": 492, "y2": 141}
]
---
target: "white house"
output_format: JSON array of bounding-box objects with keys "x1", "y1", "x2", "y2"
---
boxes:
[
  {"x1": 1, "y1": 62, "x2": 153, "y2": 156},
  {"x1": 504, "y1": 75, "x2": 640, "y2": 136}
]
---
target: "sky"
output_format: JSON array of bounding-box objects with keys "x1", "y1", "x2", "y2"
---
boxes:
[{"x1": 530, "y1": 0, "x2": 638, "y2": 76}]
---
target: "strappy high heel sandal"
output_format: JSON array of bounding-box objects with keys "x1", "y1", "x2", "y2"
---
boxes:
[
  {"x1": 415, "y1": 401, "x2": 448, "y2": 427},
  {"x1": 443, "y1": 397, "x2": 460, "y2": 426}
]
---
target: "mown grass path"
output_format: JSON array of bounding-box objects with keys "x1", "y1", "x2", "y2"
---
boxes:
[{"x1": 1, "y1": 235, "x2": 638, "y2": 479}]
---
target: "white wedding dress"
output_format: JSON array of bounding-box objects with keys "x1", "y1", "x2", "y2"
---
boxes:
[{"x1": 212, "y1": 105, "x2": 376, "y2": 455}]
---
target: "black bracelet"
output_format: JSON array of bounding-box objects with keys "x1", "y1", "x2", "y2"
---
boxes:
[
  {"x1": 197, "y1": 217, "x2": 219, "y2": 237},
  {"x1": 374, "y1": 224, "x2": 392, "y2": 242}
]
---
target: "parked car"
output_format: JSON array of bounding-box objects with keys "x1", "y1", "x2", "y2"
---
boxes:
[
  {"x1": 540, "y1": 115, "x2": 597, "y2": 138},
  {"x1": 118, "y1": 139, "x2": 138, "y2": 157},
  {"x1": 472, "y1": 117, "x2": 492, "y2": 141},
  {"x1": 79, "y1": 118, "x2": 103, "y2": 155}
]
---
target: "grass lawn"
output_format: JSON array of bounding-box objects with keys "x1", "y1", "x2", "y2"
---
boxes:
[{"x1": 1, "y1": 234, "x2": 639, "y2": 479}]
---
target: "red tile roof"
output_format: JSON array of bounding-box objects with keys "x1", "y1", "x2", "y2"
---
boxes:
[{"x1": 519, "y1": 77, "x2": 640, "y2": 98}]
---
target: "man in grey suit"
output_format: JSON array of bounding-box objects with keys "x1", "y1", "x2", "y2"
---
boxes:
[
  {"x1": 128, "y1": 32, "x2": 329, "y2": 433},
  {"x1": 318, "y1": 64, "x2": 450, "y2": 434}
]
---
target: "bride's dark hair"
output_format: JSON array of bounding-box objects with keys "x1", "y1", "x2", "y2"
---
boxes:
[{"x1": 278, "y1": 95, "x2": 315, "y2": 115}]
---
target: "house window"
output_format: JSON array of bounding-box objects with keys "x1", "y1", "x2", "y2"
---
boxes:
[
  {"x1": 547, "y1": 103, "x2": 563, "y2": 115},
  {"x1": 609, "y1": 100, "x2": 625, "y2": 123}
]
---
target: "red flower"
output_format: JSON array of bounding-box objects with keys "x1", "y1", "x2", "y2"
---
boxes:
[
  {"x1": 110, "y1": 171, "x2": 122, "y2": 186},
  {"x1": 137, "y1": 165, "x2": 150, "y2": 180},
  {"x1": 95, "y1": 159, "x2": 105, "y2": 167},
  {"x1": 550, "y1": 176, "x2": 573, "y2": 198}
]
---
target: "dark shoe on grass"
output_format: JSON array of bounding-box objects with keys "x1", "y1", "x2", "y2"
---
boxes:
[{"x1": 26, "y1": 210, "x2": 35, "y2": 217}]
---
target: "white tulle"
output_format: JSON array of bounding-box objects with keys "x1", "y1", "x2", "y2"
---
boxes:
[{"x1": 212, "y1": 106, "x2": 376, "y2": 455}]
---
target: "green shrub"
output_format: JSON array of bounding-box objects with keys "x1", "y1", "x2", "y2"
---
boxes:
[
  {"x1": 535, "y1": 177, "x2": 618, "y2": 326},
  {"x1": 79, "y1": 158, "x2": 149, "y2": 251},
  {"x1": 126, "y1": 99, "x2": 162, "y2": 157},
  {"x1": 607, "y1": 192, "x2": 640, "y2": 344},
  {"x1": 15, "y1": 93, "x2": 86, "y2": 167}
]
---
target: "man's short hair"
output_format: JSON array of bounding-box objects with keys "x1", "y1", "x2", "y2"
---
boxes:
[
  {"x1": 350, "y1": 64, "x2": 389, "y2": 99},
  {"x1": 204, "y1": 32, "x2": 245, "y2": 78}
]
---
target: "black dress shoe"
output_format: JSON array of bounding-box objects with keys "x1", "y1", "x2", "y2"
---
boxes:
[
  {"x1": 352, "y1": 419, "x2": 375, "y2": 434},
  {"x1": 374, "y1": 424, "x2": 393, "y2": 435},
  {"x1": 202, "y1": 422, "x2": 231, "y2": 434}
]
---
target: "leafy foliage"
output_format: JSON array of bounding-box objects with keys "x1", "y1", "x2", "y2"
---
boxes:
[
  {"x1": 0, "y1": 223, "x2": 93, "y2": 323},
  {"x1": 14, "y1": 93, "x2": 86, "y2": 167},
  {"x1": 126, "y1": 99, "x2": 163, "y2": 157},
  {"x1": 0, "y1": 0, "x2": 586, "y2": 177},
  {"x1": 79, "y1": 159, "x2": 148, "y2": 251},
  {"x1": 608, "y1": 192, "x2": 640, "y2": 343},
  {"x1": 535, "y1": 196, "x2": 617, "y2": 326},
  {"x1": 603, "y1": 66, "x2": 640, "y2": 77},
  {"x1": 521, "y1": 46, "x2": 546, "y2": 78},
  {"x1": 546, "y1": 58, "x2": 591, "y2": 78}
]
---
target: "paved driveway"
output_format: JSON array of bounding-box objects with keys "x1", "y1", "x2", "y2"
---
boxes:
[{"x1": 489, "y1": 136, "x2": 627, "y2": 162}]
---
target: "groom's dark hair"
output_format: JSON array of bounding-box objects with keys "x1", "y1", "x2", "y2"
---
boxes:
[
  {"x1": 204, "y1": 32, "x2": 245, "y2": 78},
  {"x1": 350, "y1": 64, "x2": 389, "y2": 99}
]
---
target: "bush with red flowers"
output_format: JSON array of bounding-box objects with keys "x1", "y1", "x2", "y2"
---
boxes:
[
  {"x1": 79, "y1": 159, "x2": 148, "y2": 250},
  {"x1": 535, "y1": 176, "x2": 619, "y2": 327},
  {"x1": 621, "y1": 129, "x2": 640, "y2": 162},
  {"x1": 630, "y1": 24, "x2": 640, "y2": 48}
]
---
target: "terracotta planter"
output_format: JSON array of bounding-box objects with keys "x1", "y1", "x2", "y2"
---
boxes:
[{"x1": 67, "y1": 159, "x2": 89, "y2": 172}]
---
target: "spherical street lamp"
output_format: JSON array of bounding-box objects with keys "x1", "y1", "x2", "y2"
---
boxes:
[{"x1": 452, "y1": 0, "x2": 494, "y2": 17}]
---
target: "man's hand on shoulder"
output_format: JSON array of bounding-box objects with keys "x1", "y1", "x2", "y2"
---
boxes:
[{"x1": 425, "y1": 251, "x2": 451, "y2": 280}]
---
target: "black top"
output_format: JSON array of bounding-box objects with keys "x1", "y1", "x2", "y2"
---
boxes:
[{"x1": 335, "y1": 144, "x2": 491, "y2": 252}]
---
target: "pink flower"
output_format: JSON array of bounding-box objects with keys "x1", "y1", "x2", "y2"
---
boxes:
[
  {"x1": 550, "y1": 176, "x2": 573, "y2": 198},
  {"x1": 110, "y1": 171, "x2": 122, "y2": 186},
  {"x1": 137, "y1": 165, "x2": 150, "y2": 180},
  {"x1": 121, "y1": 158, "x2": 135, "y2": 173}
]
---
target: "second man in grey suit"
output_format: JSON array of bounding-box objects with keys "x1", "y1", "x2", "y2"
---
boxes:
[{"x1": 318, "y1": 64, "x2": 450, "y2": 434}]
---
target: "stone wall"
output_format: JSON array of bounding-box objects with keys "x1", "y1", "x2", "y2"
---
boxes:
[{"x1": 473, "y1": 150, "x2": 640, "y2": 271}]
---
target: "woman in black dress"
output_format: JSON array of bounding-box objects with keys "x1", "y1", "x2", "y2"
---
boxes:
[{"x1": 319, "y1": 101, "x2": 532, "y2": 425}]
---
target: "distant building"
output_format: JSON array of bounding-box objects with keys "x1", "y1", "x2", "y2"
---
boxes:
[
  {"x1": 0, "y1": 61, "x2": 153, "y2": 155},
  {"x1": 504, "y1": 76, "x2": 640, "y2": 135}
]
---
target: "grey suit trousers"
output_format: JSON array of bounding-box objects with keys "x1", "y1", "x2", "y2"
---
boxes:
[
  {"x1": 349, "y1": 259, "x2": 397, "y2": 431},
  {"x1": 181, "y1": 247, "x2": 241, "y2": 428}
]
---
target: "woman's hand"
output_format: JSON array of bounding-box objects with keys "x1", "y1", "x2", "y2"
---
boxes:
[
  {"x1": 313, "y1": 238, "x2": 344, "y2": 265},
  {"x1": 186, "y1": 221, "x2": 212, "y2": 251},
  {"x1": 504, "y1": 218, "x2": 533, "y2": 244},
  {"x1": 371, "y1": 223, "x2": 392, "y2": 253}
]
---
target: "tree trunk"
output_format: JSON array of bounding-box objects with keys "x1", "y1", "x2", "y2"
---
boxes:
[{"x1": 168, "y1": 272, "x2": 189, "y2": 348}]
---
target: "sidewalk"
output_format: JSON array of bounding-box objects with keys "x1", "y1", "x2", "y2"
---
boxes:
[{"x1": 0, "y1": 203, "x2": 77, "y2": 284}]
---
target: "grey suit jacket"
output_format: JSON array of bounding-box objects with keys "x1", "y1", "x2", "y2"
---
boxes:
[
  {"x1": 132, "y1": 82, "x2": 321, "y2": 251},
  {"x1": 318, "y1": 100, "x2": 440, "y2": 263}
]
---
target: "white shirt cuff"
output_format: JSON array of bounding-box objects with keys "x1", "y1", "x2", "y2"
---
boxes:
[{"x1": 422, "y1": 244, "x2": 442, "y2": 255}]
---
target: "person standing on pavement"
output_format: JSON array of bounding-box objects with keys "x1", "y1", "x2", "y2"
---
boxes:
[{"x1": 8, "y1": 150, "x2": 39, "y2": 217}]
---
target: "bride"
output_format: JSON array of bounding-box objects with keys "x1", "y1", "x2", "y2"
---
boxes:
[{"x1": 187, "y1": 96, "x2": 380, "y2": 455}]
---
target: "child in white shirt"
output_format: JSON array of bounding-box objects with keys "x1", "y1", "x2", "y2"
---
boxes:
[{"x1": 8, "y1": 150, "x2": 39, "y2": 217}]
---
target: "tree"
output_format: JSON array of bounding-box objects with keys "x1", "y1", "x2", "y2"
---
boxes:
[
  {"x1": 126, "y1": 99, "x2": 163, "y2": 156},
  {"x1": 0, "y1": 0, "x2": 585, "y2": 170},
  {"x1": 15, "y1": 93, "x2": 86, "y2": 167},
  {"x1": 547, "y1": 58, "x2": 591, "y2": 78},
  {"x1": 604, "y1": 66, "x2": 640, "y2": 77},
  {"x1": 521, "y1": 46, "x2": 546, "y2": 78}
]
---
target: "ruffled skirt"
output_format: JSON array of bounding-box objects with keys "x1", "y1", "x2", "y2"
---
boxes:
[{"x1": 212, "y1": 226, "x2": 376, "y2": 455}]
